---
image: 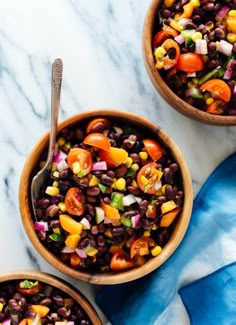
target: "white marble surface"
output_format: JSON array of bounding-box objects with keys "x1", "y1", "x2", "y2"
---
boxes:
[{"x1": 0, "y1": 1, "x2": 236, "y2": 324}]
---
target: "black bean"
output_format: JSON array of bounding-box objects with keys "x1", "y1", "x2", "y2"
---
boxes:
[
  {"x1": 111, "y1": 227, "x2": 126, "y2": 237},
  {"x1": 91, "y1": 225, "x2": 99, "y2": 235},
  {"x1": 37, "y1": 198, "x2": 51, "y2": 209},
  {"x1": 115, "y1": 164, "x2": 128, "y2": 178},
  {"x1": 46, "y1": 204, "x2": 59, "y2": 218},
  {"x1": 86, "y1": 186, "x2": 100, "y2": 197},
  {"x1": 100, "y1": 175, "x2": 113, "y2": 187}
]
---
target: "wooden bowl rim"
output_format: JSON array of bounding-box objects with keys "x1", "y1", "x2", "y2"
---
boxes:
[
  {"x1": 19, "y1": 108, "x2": 193, "y2": 284},
  {"x1": 142, "y1": 0, "x2": 236, "y2": 126},
  {"x1": 0, "y1": 269, "x2": 102, "y2": 324}
]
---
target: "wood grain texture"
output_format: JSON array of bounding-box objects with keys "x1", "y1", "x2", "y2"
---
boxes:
[
  {"x1": 142, "y1": 0, "x2": 236, "y2": 126},
  {"x1": 19, "y1": 109, "x2": 193, "y2": 285},
  {"x1": 0, "y1": 270, "x2": 102, "y2": 324}
]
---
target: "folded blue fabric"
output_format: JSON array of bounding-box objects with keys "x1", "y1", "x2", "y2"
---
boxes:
[{"x1": 96, "y1": 152, "x2": 236, "y2": 325}]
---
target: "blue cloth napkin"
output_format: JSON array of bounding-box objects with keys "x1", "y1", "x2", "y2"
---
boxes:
[{"x1": 96, "y1": 152, "x2": 236, "y2": 325}]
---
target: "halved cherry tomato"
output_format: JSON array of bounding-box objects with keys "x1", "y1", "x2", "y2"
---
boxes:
[
  {"x1": 174, "y1": 2, "x2": 194, "y2": 20},
  {"x1": 143, "y1": 139, "x2": 163, "y2": 161},
  {"x1": 110, "y1": 251, "x2": 135, "y2": 271},
  {"x1": 83, "y1": 132, "x2": 110, "y2": 152},
  {"x1": 176, "y1": 53, "x2": 204, "y2": 73},
  {"x1": 130, "y1": 236, "x2": 156, "y2": 259},
  {"x1": 200, "y1": 79, "x2": 231, "y2": 102},
  {"x1": 206, "y1": 98, "x2": 226, "y2": 114},
  {"x1": 86, "y1": 118, "x2": 111, "y2": 134},
  {"x1": 99, "y1": 147, "x2": 128, "y2": 168},
  {"x1": 153, "y1": 26, "x2": 179, "y2": 47},
  {"x1": 67, "y1": 148, "x2": 92, "y2": 176},
  {"x1": 137, "y1": 162, "x2": 163, "y2": 194},
  {"x1": 65, "y1": 187, "x2": 86, "y2": 216},
  {"x1": 156, "y1": 39, "x2": 180, "y2": 70},
  {"x1": 16, "y1": 281, "x2": 42, "y2": 295}
]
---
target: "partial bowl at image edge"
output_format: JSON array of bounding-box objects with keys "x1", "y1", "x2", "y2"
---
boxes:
[
  {"x1": 19, "y1": 108, "x2": 193, "y2": 285},
  {"x1": 142, "y1": 0, "x2": 236, "y2": 126}
]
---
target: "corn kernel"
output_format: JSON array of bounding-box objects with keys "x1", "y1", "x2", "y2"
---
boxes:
[
  {"x1": 58, "y1": 202, "x2": 66, "y2": 212},
  {"x1": 125, "y1": 157, "x2": 133, "y2": 168},
  {"x1": 89, "y1": 175, "x2": 100, "y2": 186},
  {"x1": 139, "y1": 151, "x2": 148, "y2": 160},
  {"x1": 152, "y1": 224, "x2": 158, "y2": 230},
  {"x1": 161, "y1": 200, "x2": 177, "y2": 214},
  {"x1": 192, "y1": 32, "x2": 202, "y2": 42},
  {"x1": 64, "y1": 142, "x2": 71, "y2": 149},
  {"x1": 112, "y1": 178, "x2": 117, "y2": 189},
  {"x1": 156, "y1": 61, "x2": 164, "y2": 69},
  {"x1": 131, "y1": 179, "x2": 138, "y2": 188},
  {"x1": 154, "y1": 47, "x2": 166, "y2": 59},
  {"x1": 161, "y1": 184, "x2": 168, "y2": 194},
  {"x1": 227, "y1": 33, "x2": 236, "y2": 43},
  {"x1": 190, "y1": 0, "x2": 200, "y2": 7},
  {"x1": 0, "y1": 302, "x2": 3, "y2": 312},
  {"x1": 57, "y1": 137, "x2": 66, "y2": 146},
  {"x1": 53, "y1": 170, "x2": 60, "y2": 178},
  {"x1": 115, "y1": 178, "x2": 126, "y2": 191},
  {"x1": 45, "y1": 186, "x2": 59, "y2": 196},
  {"x1": 206, "y1": 97, "x2": 214, "y2": 105},
  {"x1": 53, "y1": 227, "x2": 61, "y2": 234},
  {"x1": 140, "y1": 175, "x2": 149, "y2": 186},
  {"x1": 131, "y1": 163, "x2": 139, "y2": 171},
  {"x1": 52, "y1": 180, "x2": 59, "y2": 188},
  {"x1": 51, "y1": 163, "x2": 57, "y2": 172},
  {"x1": 229, "y1": 10, "x2": 236, "y2": 17},
  {"x1": 151, "y1": 246, "x2": 162, "y2": 256},
  {"x1": 143, "y1": 231, "x2": 151, "y2": 237},
  {"x1": 86, "y1": 247, "x2": 99, "y2": 257}
]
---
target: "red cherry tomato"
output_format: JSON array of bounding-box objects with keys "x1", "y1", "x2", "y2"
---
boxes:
[
  {"x1": 16, "y1": 281, "x2": 42, "y2": 295},
  {"x1": 86, "y1": 118, "x2": 111, "y2": 134},
  {"x1": 200, "y1": 79, "x2": 231, "y2": 102},
  {"x1": 110, "y1": 251, "x2": 135, "y2": 271},
  {"x1": 83, "y1": 132, "x2": 110, "y2": 151},
  {"x1": 130, "y1": 236, "x2": 156, "y2": 259},
  {"x1": 137, "y1": 162, "x2": 162, "y2": 194},
  {"x1": 70, "y1": 252, "x2": 81, "y2": 268},
  {"x1": 176, "y1": 53, "x2": 204, "y2": 73},
  {"x1": 67, "y1": 148, "x2": 92, "y2": 176},
  {"x1": 153, "y1": 26, "x2": 178, "y2": 47},
  {"x1": 143, "y1": 139, "x2": 163, "y2": 161},
  {"x1": 65, "y1": 187, "x2": 86, "y2": 216},
  {"x1": 206, "y1": 99, "x2": 226, "y2": 114},
  {"x1": 156, "y1": 39, "x2": 180, "y2": 70}
]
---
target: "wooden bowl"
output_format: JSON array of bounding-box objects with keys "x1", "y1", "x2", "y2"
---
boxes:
[
  {"x1": 142, "y1": 0, "x2": 236, "y2": 126},
  {"x1": 19, "y1": 109, "x2": 193, "y2": 284},
  {"x1": 0, "y1": 269, "x2": 102, "y2": 324}
]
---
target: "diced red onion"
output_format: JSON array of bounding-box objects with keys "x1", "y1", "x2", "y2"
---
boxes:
[
  {"x1": 233, "y1": 85, "x2": 236, "y2": 95},
  {"x1": 135, "y1": 196, "x2": 142, "y2": 204},
  {"x1": 195, "y1": 39, "x2": 208, "y2": 55},
  {"x1": 216, "y1": 6, "x2": 230, "y2": 21},
  {"x1": 61, "y1": 246, "x2": 75, "y2": 253},
  {"x1": 75, "y1": 248, "x2": 87, "y2": 259},
  {"x1": 34, "y1": 221, "x2": 49, "y2": 231},
  {"x1": 92, "y1": 161, "x2": 107, "y2": 170},
  {"x1": 102, "y1": 129, "x2": 109, "y2": 136},
  {"x1": 123, "y1": 194, "x2": 137, "y2": 206},
  {"x1": 174, "y1": 34, "x2": 185, "y2": 45},
  {"x1": 154, "y1": 181, "x2": 162, "y2": 191},
  {"x1": 52, "y1": 150, "x2": 67, "y2": 164},
  {"x1": 186, "y1": 72, "x2": 196, "y2": 78},
  {"x1": 131, "y1": 214, "x2": 141, "y2": 228},
  {"x1": 113, "y1": 126, "x2": 123, "y2": 135},
  {"x1": 178, "y1": 18, "x2": 191, "y2": 27},
  {"x1": 80, "y1": 217, "x2": 91, "y2": 230},
  {"x1": 75, "y1": 193, "x2": 83, "y2": 202},
  {"x1": 2, "y1": 318, "x2": 11, "y2": 325},
  {"x1": 223, "y1": 59, "x2": 236, "y2": 80},
  {"x1": 66, "y1": 322, "x2": 75, "y2": 325},
  {"x1": 185, "y1": 87, "x2": 201, "y2": 97},
  {"x1": 216, "y1": 40, "x2": 233, "y2": 56},
  {"x1": 57, "y1": 159, "x2": 68, "y2": 172}
]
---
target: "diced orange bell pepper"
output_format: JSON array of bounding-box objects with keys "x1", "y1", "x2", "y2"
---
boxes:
[
  {"x1": 175, "y1": 3, "x2": 194, "y2": 20},
  {"x1": 65, "y1": 234, "x2": 81, "y2": 249},
  {"x1": 30, "y1": 305, "x2": 50, "y2": 317},
  {"x1": 227, "y1": 16, "x2": 236, "y2": 33},
  {"x1": 160, "y1": 207, "x2": 181, "y2": 227},
  {"x1": 18, "y1": 319, "x2": 28, "y2": 325},
  {"x1": 101, "y1": 201, "x2": 120, "y2": 220},
  {"x1": 59, "y1": 214, "x2": 82, "y2": 235}
]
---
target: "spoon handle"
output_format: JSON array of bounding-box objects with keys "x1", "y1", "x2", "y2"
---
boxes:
[{"x1": 48, "y1": 58, "x2": 63, "y2": 164}]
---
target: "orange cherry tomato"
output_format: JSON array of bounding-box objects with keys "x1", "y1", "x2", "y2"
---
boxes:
[
  {"x1": 16, "y1": 281, "x2": 42, "y2": 296},
  {"x1": 200, "y1": 79, "x2": 231, "y2": 102},
  {"x1": 99, "y1": 147, "x2": 128, "y2": 168},
  {"x1": 67, "y1": 148, "x2": 92, "y2": 176},
  {"x1": 65, "y1": 187, "x2": 86, "y2": 216},
  {"x1": 137, "y1": 162, "x2": 162, "y2": 194},
  {"x1": 86, "y1": 118, "x2": 111, "y2": 134},
  {"x1": 130, "y1": 236, "x2": 156, "y2": 259},
  {"x1": 153, "y1": 26, "x2": 179, "y2": 47},
  {"x1": 156, "y1": 39, "x2": 180, "y2": 70},
  {"x1": 110, "y1": 251, "x2": 135, "y2": 271},
  {"x1": 83, "y1": 132, "x2": 110, "y2": 151},
  {"x1": 143, "y1": 139, "x2": 163, "y2": 161},
  {"x1": 176, "y1": 53, "x2": 204, "y2": 73},
  {"x1": 206, "y1": 99, "x2": 226, "y2": 114}
]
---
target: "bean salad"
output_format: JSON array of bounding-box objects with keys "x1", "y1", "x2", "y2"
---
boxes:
[
  {"x1": 0, "y1": 279, "x2": 91, "y2": 324},
  {"x1": 153, "y1": 0, "x2": 236, "y2": 115},
  {"x1": 34, "y1": 117, "x2": 184, "y2": 273}
]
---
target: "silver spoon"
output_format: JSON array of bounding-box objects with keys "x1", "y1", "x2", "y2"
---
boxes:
[{"x1": 31, "y1": 58, "x2": 63, "y2": 220}]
